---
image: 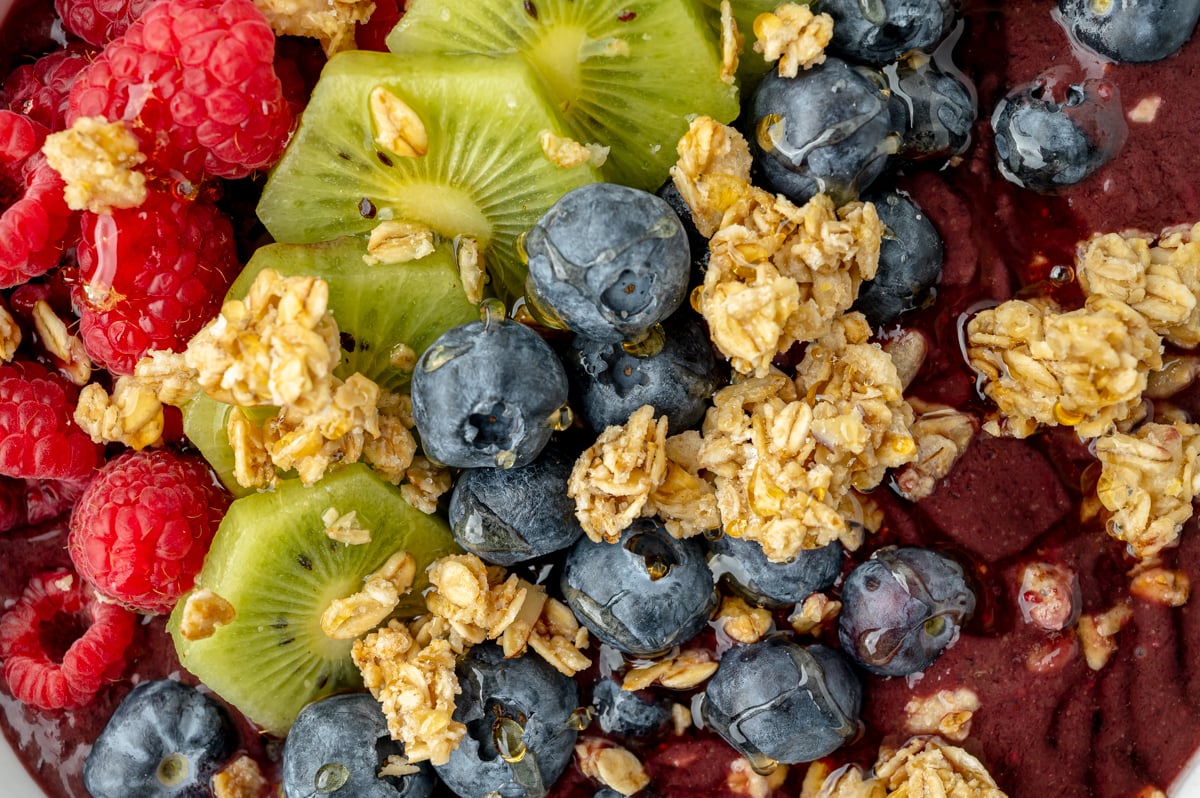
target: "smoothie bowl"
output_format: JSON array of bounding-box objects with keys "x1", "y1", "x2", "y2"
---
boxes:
[{"x1": 1, "y1": 0, "x2": 1200, "y2": 796}]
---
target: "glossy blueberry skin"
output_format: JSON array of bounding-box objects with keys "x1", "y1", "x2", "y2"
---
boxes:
[
  {"x1": 83, "y1": 680, "x2": 236, "y2": 798},
  {"x1": 656, "y1": 181, "x2": 710, "y2": 273},
  {"x1": 561, "y1": 519, "x2": 717, "y2": 657},
  {"x1": 564, "y1": 312, "x2": 721, "y2": 435},
  {"x1": 852, "y1": 190, "x2": 944, "y2": 329},
  {"x1": 837, "y1": 546, "x2": 976, "y2": 677},
  {"x1": 708, "y1": 534, "x2": 844, "y2": 609},
  {"x1": 282, "y1": 692, "x2": 435, "y2": 798},
  {"x1": 991, "y1": 73, "x2": 1127, "y2": 193},
  {"x1": 887, "y1": 55, "x2": 976, "y2": 162},
  {"x1": 435, "y1": 643, "x2": 579, "y2": 798},
  {"x1": 820, "y1": 0, "x2": 957, "y2": 64},
  {"x1": 448, "y1": 444, "x2": 584, "y2": 566},
  {"x1": 591, "y1": 677, "x2": 671, "y2": 738},
  {"x1": 524, "y1": 182, "x2": 691, "y2": 344},
  {"x1": 1058, "y1": 0, "x2": 1200, "y2": 63},
  {"x1": 749, "y1": 59, "x2": 895, "y2": 204},
  {"x1": 411, "y1": 318, "x2": 568, "y2": 469},
  {"x1": 701, "y1": 640, "x2": 861, "y2": 764}
]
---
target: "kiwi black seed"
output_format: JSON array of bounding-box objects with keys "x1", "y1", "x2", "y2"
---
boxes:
[{"x1": 386, "y1": 0, "x2": 740, "y2": 192}]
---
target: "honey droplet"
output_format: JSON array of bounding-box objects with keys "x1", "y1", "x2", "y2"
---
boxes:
[{"x1": 493, "y1": 717, "x2": 528, "y2": 763}]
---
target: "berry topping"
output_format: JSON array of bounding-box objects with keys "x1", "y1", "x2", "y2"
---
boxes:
[
  {"x1": 708, "y1": 533, "x2": 844, "y2": 608},
  {"x1": 0, "y1": 360, "x2": 103, "y2": 481},
  {"x1": 820, "y1": 0, "x2": 958, "y2": 65},
  {"x1": 0, "y1": 109, "x2": 73, "y2": 288},
  {"x1": 83, "y1": 679, "x2": 236, "y2": 798},
  {"x1": 0, "y1": 568, "x2": 137, "y2": 710},
  {"x1": 1058, "y1": 0, "x2": 1200, "y2": 63},
  {"x1": 74, "y1": 185, "x2": 241, "y2": 375},
  {"x1": 886, "y1": 52, "x2": 977, "y2": 164},
  {"x1": 591, "y1": 676, "x2": 671, "y2": 738},
  {"x1": 54, "y1": 0, "x2": 155, "y2": 47},
  {"x1": 69, "y1": 449, "x2": 230, "y2": 615},
  {"x1": 3, "y1": 46, "x2": 92, "y2": 131},
  {"x1": 851, "y1": 189, "x2": 944, "y2": 329},
  {"x1": 67, "y1": 0, "x2": 294, "y2": 183},
  {"x1": 0, "y1": 474, "x2": 89, "y2": 533}
]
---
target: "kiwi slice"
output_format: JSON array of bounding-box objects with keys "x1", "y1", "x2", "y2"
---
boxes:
[
  {"x1": 168, "y1": 463, "x2": 460, "y2": 736},
  {"x1": 181, "y1": 394, "x2": 260, "y2": 498},
  {"x1": 256, "y1": 50, "x2": 599, "y2": 302},
  {"x1": 385, "y1": 0, "x2": 740, "y2": 192}
]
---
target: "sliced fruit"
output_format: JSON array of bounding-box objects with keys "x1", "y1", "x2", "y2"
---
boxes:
[
  {"x1": 168, "y1": 463, "x2": 460, "y2": 736},
  {"x1": 181, "y1": 395, "x2": 275, "y2": 498},
  {"x1": 256, "y1": 50, "x2": 599, "y2": 302},
  {"x1": 385, "y1": 0, "x2": 740, "y2": 191}
]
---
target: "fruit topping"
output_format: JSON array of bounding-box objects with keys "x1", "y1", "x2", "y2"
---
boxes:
[
  {"x1": 0, "y1": 360, "x2": 102, "y2": 481},
  {"x1": 852, "y1": 189, "x2": 944, "y2": 329},
  {"x1": 411, "y1": 314, "x2": 569, "y2": 469},
  {"x1": 0, "y1": 109, "x2": 73, "y2": 288},
  {"x1": 524, "y1": 182, "x2": 691, "y2": 345},
  {"x1": 281, "y1": 691, "x2": 435, "y2": 798},
  {"x1": 700, "y1": 639, "x2": 861, "y2": 766},
  {"x1": 885, "y1": 50, "x2": 977, "y2": 163},
  {"x1": 560, "y1": 519, "x2": 716, "y2": 657},
  {"x1": 1057, "y1": 0, "x2": 1200, "y2": 63},
  {"x1": 820, "y1": 0, "x2": 958, "y2": 65},
  {"x1": 0, "y1": 568, "x2": 137, "y2": 710},
  {"x1": 67, "y1": 449, "x2": 231, "y2": 614},
  {"x1": 54, "y1": 0, "x2": 154, "y2": 47},
  {"x1": 82, "y1": 679, "x2": 236, "y2": 798},
  {"x1": 2, "y1": 46, "x2": 91, "y2": 131},
  {"x1": 708, "y1": 532, "x2": 844, "y2": 608},
  {"x1": 837, "y1": 545, "x2": 975, "y2": 676},
  {"x1": 591, "y1": 676, "x2": 671, "y2": 738}
]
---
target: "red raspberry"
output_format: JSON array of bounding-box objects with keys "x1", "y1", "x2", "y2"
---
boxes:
[
  {"x1": 69, "y1": 449, "x2": 231, "y2": 614},
  {"x1": 0, "y1": 361, "x2": 103, "y2": 481},
  {"x1": 0, "y1": 475, "x2": 90, "y2": 533},
  {"x1": 74, "y1": 185, "x2": 241, "y2": 375},
  {"x1": 68, "y1": 0, "x2": 294, "y2": 184},
  {"x1": 55, "y1": 0, "x2": 156, "y2": 47},
  {"x1": 0, "y1": 109, "x2": 74, "y2": 288},
  {"x1": 0, "y1": 568, "x2": 137, "y2": 710},
  {"x1": 3, "y1": 46, "x2": 92, "y2": 131}
]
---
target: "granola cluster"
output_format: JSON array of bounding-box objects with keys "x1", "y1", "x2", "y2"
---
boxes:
[
  {"x1": 42, "y1": 116, "x2": 147, "y2": 213},
  {"x1": 321, "y1": 550, "x2": 416, "y2": 640},
  {"x1": 671, "y1": 116, "x2": 881, "y2": 377},
  {"x1": 819, "y1": 737, "x2": 1007, "y2": 798},
  {"x1": 252, "y1": 0, "x2": 375, "y2": 54},
  {"x1": 752, "y1": 2, "x2": 834, "y2": 78}
]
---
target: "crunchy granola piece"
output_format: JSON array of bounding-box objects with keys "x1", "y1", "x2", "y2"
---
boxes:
[
  {"x1": 569, "y1": 405, "x2": 670, "y2": 543},
  {"x1": 363, "y1": 392, "x2": 419, "y2": 484},
  {"x1": 622, "y1": 649, "x2": 718, "y2": 692},
  {"x1": 454, "y1": 235, "x2": 487, "y2": 305},
  {"x1": 1145, "y1": 355, "x2": 1200, "y2": 399},
  {"x1": 752, "y1": 3, "x2": 833, "y2": 77},
  {"x1": 879, "y1": 328, "x2": 929, "y2": 390},
  {"x1": 500, "y1": 580, "x2": 550, "y2": 658},
  {"x1": 538, "y1": 130, "x2": 610, "y2": 168},
  {"x1": 528, "y1": 596, "x2": 592, "y2": 677},
  {"x1": 719, "y1": 0, "x2": 743, "y2": 84},
  {"x1": 378, "y1": 755, "x2": 420, "y2": 778},
  {"x1": 966, "y1": 295, "x2": 1163, "y2": 439},
  {"x1": 1077, "y1": 603, "x2": 1134, "y2": 670},
  {"x1": 425, "y1": 554, "x2": 528, "y2": 644},
  {"x1": 648, "y1": 454, "x2": 721, "y2": 539},
  {"x1": 892, "y1": 403, "x2": 977, "y2": 502},
  {"x1": 212, "y1": 754, "x2": 267, "y2": 798},
  {"x1": 178, "y1": 589, "x2": 237, "y2": 642},
  {"x1": 33, "y1": 300, "x2": 90, "y2": 385},
  {"x1": 353, "y1": 620, "x2": 464, "y2": 765},
  {"x1": 903, "y1": 689, "x2": 981, "y2": 743},
  {"x1": 716, "y1": 595, "x2": 773, "y2": 644},
  {"x1": 788, "y1": 592, "x2": 841, "y2": 635},
  {"x1": 670, "y1": 115, "x2": 756, "y2": 238},
  {"x1": 576, "y1": 738, "x2": 651, "y2": 796},
  {"x1": 252, "y1": 0, "x2": 374, "y2": 54},
  {"x1": 365, "y1": 221, "x2": 437, "y2": 265},
  {"x1": 0, "y1": 302, "x2": 20, "y2": 362},
  {"x1": 873, "y1": 737, "x2": 1007, "y2": 798},
  {"x1": 42, "y1": 116, "x2": 147, "y2": 213},
  {"x1": 74, "y1": 379, "x2": 164, "y2": 450},
  {"x1": 400, "y1": 455, "x2": 452, "y2": 514},
  {"x1": 670, "y1": 702, "x2": 692, "y2": 735},
  {"x1": 227, "y1": 409, "x2": 276, "y2": 489},
  {"x1": 133, "y1": 350, "x2": 200, "y2": 405},
  {"x1": 370, "y1": 87, "x2": 429, "y2": 158},
  {"x1": 322, "y1": 507, "x2": 371, "y2": 545},
  {"x1": 1017, "y1": 562, "x2": 1080, "y2": 631},
  {"x1": 1078, "y1": 223, "x2": 1200, "y2": 348},
  {"x1": 1093, "y1": 421, "x2": 1200, "y2": 558},
  {"x1": 321, "y1": 550, "x2": 416, "y2": 640},
  {"x1": 727, "y1": 755, "x2": 788, "y2": 798},
  {"x1": 1129, "y1": 563, "x2": 1190, "y2": 606},
  {"x1": 812, "y1": 763, "x2": 886, "y2": 798}
]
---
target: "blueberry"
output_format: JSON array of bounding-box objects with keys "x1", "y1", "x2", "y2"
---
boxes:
[
  {"x1": 837, "y1": 546, "x2": 975, "y2": 676},
  {"x1": 749, "y1": 59, "x2": 896, "y2": 204},
  {"x1": 561, "y1": 519, "x2": 717, "y2": 657},
  {"x1": 448, "y1": 444, "x2": 584, "y2": 566},
  {"x1": 887, "y1": 54, "x2": 977, "y2": 162},
  {"x1": 411, "y1": 316, "x2": 569, "y2": 469},
  {"x1": 851, "y1": 190, "x2": 943, "y2": 328},
  {"x1": 819, "y1": 0, "x2": 957, "y2": 64},
  {"x1": 524, "y1": 183, "x2": 691, "y2": 344},
  {"x1": 435, "y1": 643, "x2": 579, "y2": 798},
  {"x1": 991, "y1": 72, "x2": 1127, "y2": 193},
  {"x1": 1058, "y1": 0, "x2": 1200, "y2": 63},
  {"x1": 282, "y1": 692, "x2": 435, "y2": 798},
  {"x1": 708, "y1": 534, "x2": 844, "y2": 609},
  {"x1": 656, "y1": 180, "x2": 710, "y2": 273},
  {"x1": 563, "y1": 312, "x2": 721, "y2": 435},
  {"x1": 591, "y1": 677, "x2": 671, "y2": 738},
  {"x1": 83, "y1": 680, "x2": 236, "y2": 798},
  {"x1": 701, "y1": 640, "x2": 861, "y2": 765}
]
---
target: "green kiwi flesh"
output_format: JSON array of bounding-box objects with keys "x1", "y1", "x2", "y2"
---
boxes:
[
  {"x1": 385, "y1": 0, "x2": 740, "y2": 192},
  {"x1": 180, "y1": 394, "x2": 261, "y2": 498},
  {"x1": 168, "y1": 463, "x2": 460, "y2": 736},
  {"x1": 256, "y1": 50, "x2": 599, "y2": 303}
]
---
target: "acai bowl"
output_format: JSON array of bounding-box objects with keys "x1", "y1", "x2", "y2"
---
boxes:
[{"x1": 2, "y1": 0, "x2": 1200, "y2": 796}]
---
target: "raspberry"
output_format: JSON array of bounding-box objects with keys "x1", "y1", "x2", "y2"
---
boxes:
[
  {"x1": 3, "y1": 46, "x2": 92, "y2": 131},
  {"x1": 55, "y1": 0, "x2": 156, "y2": 47},
  {"x1": 0, "y1": 360, "x2": 103, "y2": 481},
  {"x1": 0, "y1": 110, "x2": 74, "y2": 288},
  {"x1": 68, "y1": 0, "x2": 294, "y2": 183},
  {"x1": 0, "y1": 568, "x2": 137, "y2": 710},
  {"x1": 74, "y1": 184, "x2": 241, "y2": 375},
  {"x1": 0, "y1": 475, "x2": 90, "y2": 533},
  {"x1": 69, "y1": 449, "x2": 231, "y2": 614}
]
